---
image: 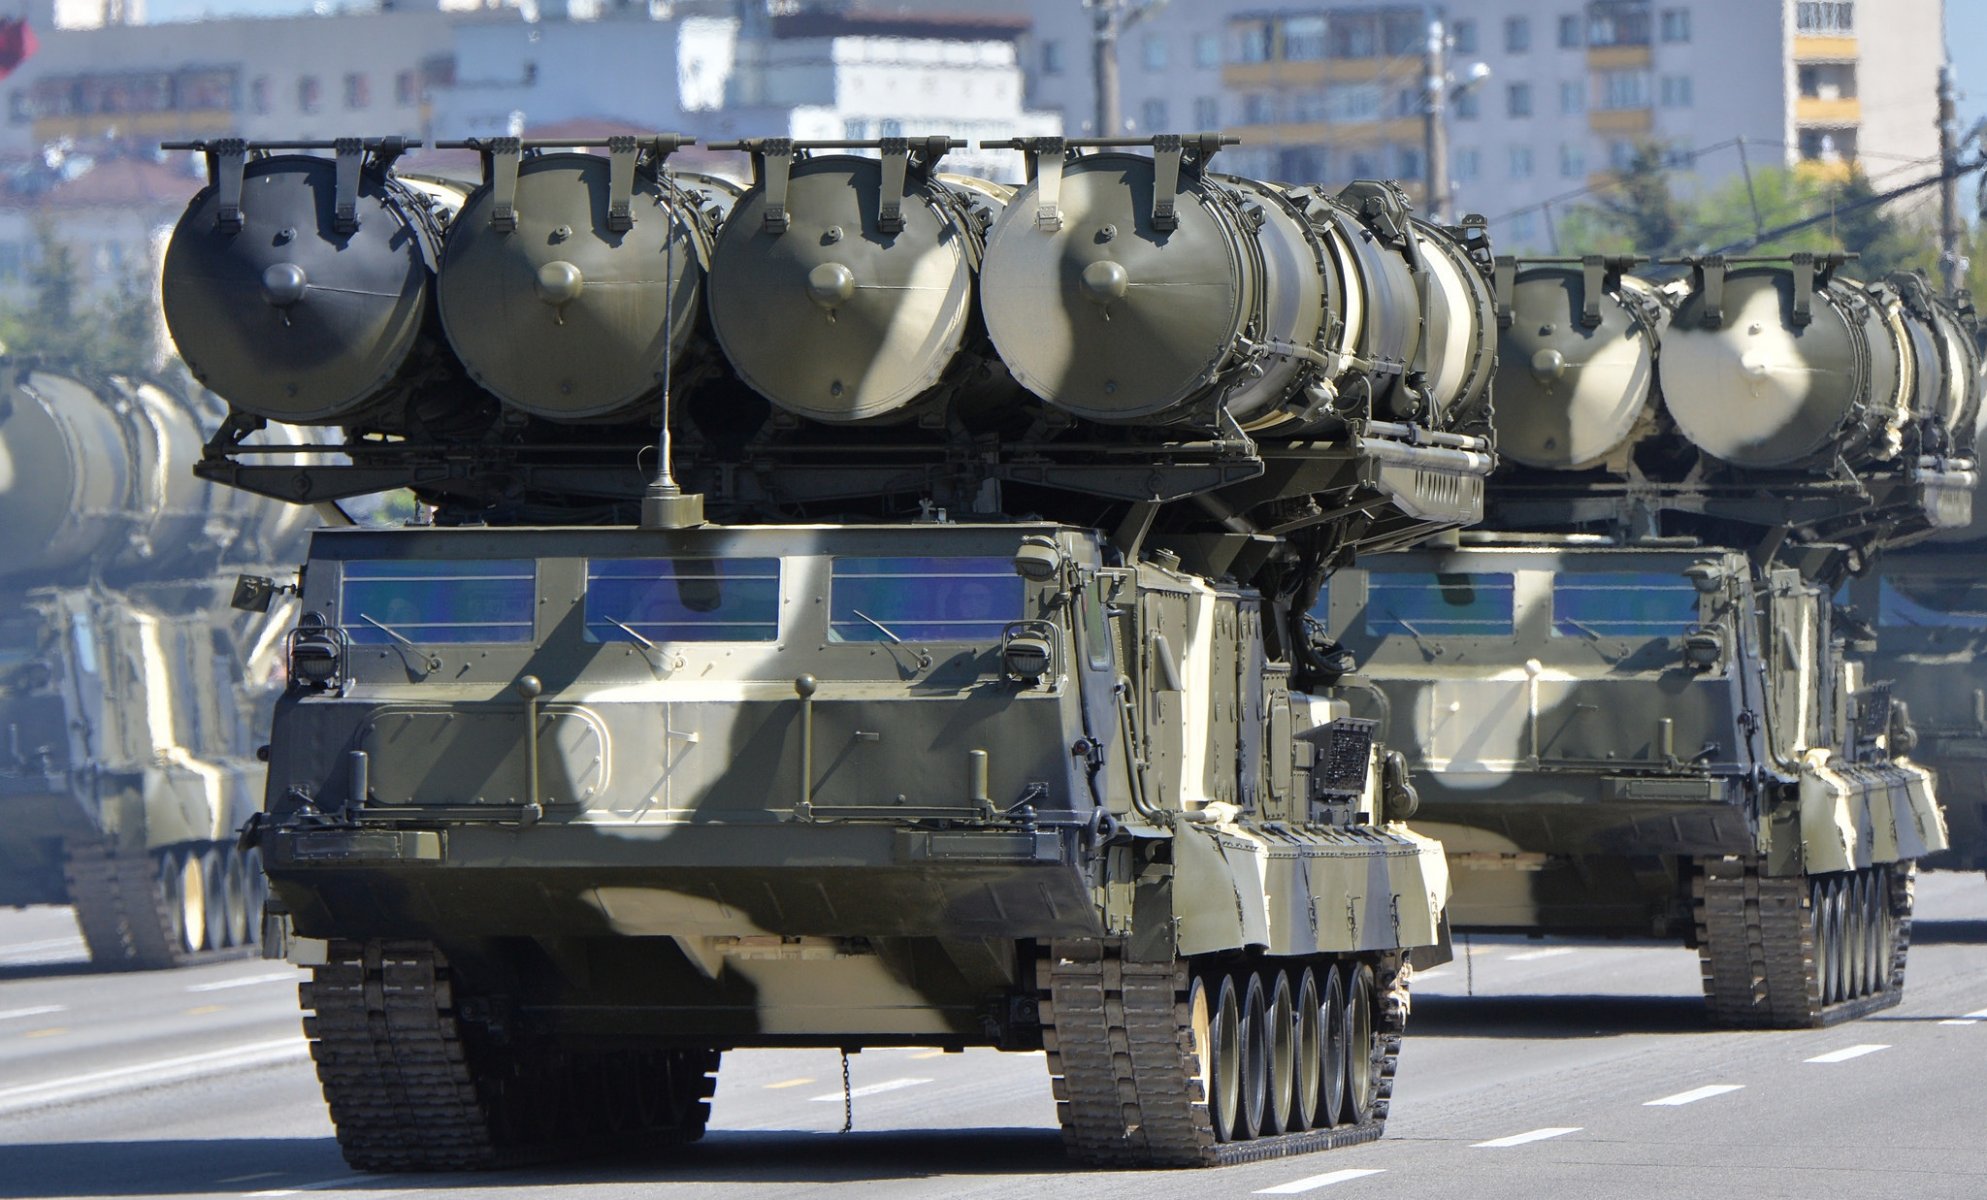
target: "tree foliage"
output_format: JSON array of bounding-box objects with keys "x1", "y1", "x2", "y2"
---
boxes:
[{"x1": 0, "y1": 217, "x2": 162, "y2": 379}]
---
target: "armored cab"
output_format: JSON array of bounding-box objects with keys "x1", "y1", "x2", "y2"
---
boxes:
[
  {"x1": 1329, "y1": 253, "x2": 1975, "y2": 1028},
  {"x1": 179, "y1": 133, "x2": 1497, "y2": 1169},
  {"x1": 0, "y1": 363, "x2": 315, "y2": 966}
]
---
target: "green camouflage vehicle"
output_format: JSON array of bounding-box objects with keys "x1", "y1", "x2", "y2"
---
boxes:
[
  {"x1": 164, "y1": 133, "x2": 1496, "y2": 1167},
  {"x1": 1330, "y1": 256, "x2": 1975, "y2": 1027},
  {"x1": 0, "y1": 365, "x2": 314, "y2": 966}
]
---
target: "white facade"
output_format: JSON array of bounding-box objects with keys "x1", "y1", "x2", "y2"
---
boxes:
[{"x1": 1018, "y1": 0, "x2": 1943, "y2": 252}]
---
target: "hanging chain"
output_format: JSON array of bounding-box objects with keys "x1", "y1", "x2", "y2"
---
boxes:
[
  {"x1": 1464, "y1": 931, "x2": 1475, "y2": 997},
  {"x1": 838, "y1": 1049, "x2": 854, "y2": 1134}
]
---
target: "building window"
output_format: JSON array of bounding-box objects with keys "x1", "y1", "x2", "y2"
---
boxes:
[
  {"x1": 297, "y1": 75, "x2": 320, "y2": 114},
  {"x1": 1140, "y1": 98, "x2": 1168, "y2": 131},
  {"x1": 344, "y1": 73, "x2": 368, "y2": 110},
  {"x1": 1588, "y1": 2, "x2": 1653, "y2": 47},
  {"x1": 1396, "y1": 146, "x2": 1424, "y2": 181},
  {"x1": 1796, "y1": 2, "x2": 1854, "y2": 34},
  {"x1": 1194, "y1": 34, "x2": 1220, "y2": 69},
  {"x1": 1241, "y1": 93, "x2": 1277, "y2": 124},
  {"x1": 1142, "y1": 35, "x2": 1168, "y2": 71},
  {"x1": 1284, "y1": 15, "x2": 1327, "y2": 61},
  {"x1": 879, "y1": 118, "x2": 903, "y2": 137},
  {"x1": 251, "y1": 75, "x2": 270, "y2": 114},
  {"x1": 1505, "y1": 16, "x2": 1531, "y2": 53},
  {"x1": 1451, "y1": 18, "x2": 1477, "y2": 54},
  {"x1": 1561, "y1": 80, "x2": 1585, "y2": 114},
  {"x1": 1510, "y1": 145, "x2": 1535, "y2": 179},
  {"x1": 395, "y1": 70, "x2": 416, "y2": 105},
  {"x1": 1560, "y1": 142, "x2": 1587, "y2": 177},
  {"x1": 1347, "y1": 150, "x2": 1381, "y2": 178},
  {"x1": 1660, "y1": 75, "x2": 1695, "y2": 108},
  {"x1": 1609, "y1": 139, "x2": 1637, "y2": 170},
  {"x1": 1325, "y1": 84, "x2": 1380, "y2": 122},
  {"x1": 1453, "y1": 146, "x2": 1480, "y2": 182},
  {"x1": 1660, "y1": 9, "x2": 1692, "y2": 42},
  {"x1": 1194, "y1": 95, "x2": 1220, "y2": 128},
  {"x1": 1277, "y1": 147, "x2": 1329, "y2": 182},
  {"x1": 1595, "y1": 69, "x2": 1653, "y2": 110},
  {"x1": 1232, "y1": 20, "x2": 1272, "y2": 64},
  {"x1": 1454, "y1": 89, "x2": 1479, "y2": 120},
  {"x1": 1558, "y1": 15, "x2": 1582, "y2": 48},
  {"x1": 843, "y1": 118, "x2": 866, "y2": 139},
  {"x1": 1508, "y1": 82, "x2": 1533, "y2": 118},
  {"x1": 1040, "y1": 39, "x2": 1063, "y2": 75}
]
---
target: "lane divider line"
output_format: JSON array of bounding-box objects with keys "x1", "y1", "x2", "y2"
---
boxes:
[
  {"x1": 1938, "y1": 1009, "x2": 1987, "y2": 1027},
  {"x1": 185, "y1": 971, "x2": 301, "y2": 993},
  {"x1": 1645, "y1": 1084, "x2": 1745, "y2": 1106},
  {"x1": 0, "y1": 1036, "x2": 307, "y2": 1117},
  {"x1": 1472, "y1": 1126, "x2": 1582, "y2": 1148},
  {"x1": 1255, "y1": 1168, "x2": 1387, "y2": 1193},
  {"x1": 807, "y1": 1077, "x2": 930, "y2": 1102},
  {"x1": 1805, "y1": 1044, "x2": 1889, "y2": 1064},
  {"x1": 0, "y1": 1005, "x2": 66, "y2": 1022},
  {"x1": 1505, "y1": 948, "x2": 1575, "y2": 962},
  {"x1": 763, "y1": 1078, "x2": 815, "y2": 1090}
]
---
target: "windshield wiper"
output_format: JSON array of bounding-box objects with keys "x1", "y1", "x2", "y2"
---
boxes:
[
  {"x1": 850, "y1": 609, "x2": 906, "y2": 644},
  {"x1": 359, "y1": 613, "x2": 440, "y2": 673},
  {"x1": 603, "y1": 616, "x2": 655, "y2": 650}
]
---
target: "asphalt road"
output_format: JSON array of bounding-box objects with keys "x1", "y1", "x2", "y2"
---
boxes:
[{"x1": 1, "y1": 874, "x2": 1984, "y2": 1200}]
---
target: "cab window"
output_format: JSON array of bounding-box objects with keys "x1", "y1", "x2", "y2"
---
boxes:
[
  {"x1": 1365, "y1": 572, "x2": 1514, "y2": 636},
  {"x1": 586, "y1": 558, "x2": 781, "y2": 642},
  {"x1": 830, "y1": 556, "x2": 1022, "y2": 643},
  {"x1": 1879, "y1": 577, "x2": 1987, "y2": 630},
  {"x1": 1552, "y1": 571, "x2": 1699, "y2": 638},
  {"x1": 341, "y1": 559, "x2": 535, "y2": 644}
]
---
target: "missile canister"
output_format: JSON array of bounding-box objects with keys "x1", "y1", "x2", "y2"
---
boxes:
[
  {"x1": 1489, "y1": 259, "x2": 1668, "y2": 471},
  {"x1": 161, "y1": 139, "x2": 462, "y2": 426},
  {"x1": 705, "y1": 139, "x2": 1006, "y2": 424},
  {"x1": 436, "y1": 137, "x2": 738, "y2": 422}
]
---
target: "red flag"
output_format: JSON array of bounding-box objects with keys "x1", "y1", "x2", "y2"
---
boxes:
[{"x1": 0, "y1": 19, "x2": 38, "y2": 82}]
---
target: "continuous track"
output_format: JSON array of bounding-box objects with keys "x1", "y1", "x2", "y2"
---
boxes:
[
  {"x1": 1038, "y1": 939, "x2": 1406, "y2": 1167},
  {"x1": 1694, "y1": 858, "x2": 1913, "y2": 1029},
  {"x1": 63, "y1": 838, "x2": 260, "y2": 969},
  {"x1": 303, "y1": 939, "x2": 719, "y2": 1172}
]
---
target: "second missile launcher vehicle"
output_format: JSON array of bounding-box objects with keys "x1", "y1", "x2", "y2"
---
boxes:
[
  {"x1": 167, "y1": 133, "x2": 1498, "y2": 1167},
  {"x1": 1328, "y1": 255, "x2": 1975, "y2": 1027}
]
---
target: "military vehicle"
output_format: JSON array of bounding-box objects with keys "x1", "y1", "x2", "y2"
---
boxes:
[
  {"x1": 164, "y1": 132, "x2": 1497, "y2": 1168},
  {"x1": 0, "y1": 363, "x2": 315, "y2": 966},
  {"x1": 1325, "y1": 255, "x2": 1975, "y2": 1027}
]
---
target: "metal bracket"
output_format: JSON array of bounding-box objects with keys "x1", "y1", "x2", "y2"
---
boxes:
[
  {"x1": 606, "y1": 135, "x2": 638, "y2": 233},
  {"x1": 487, "y1": 137, "x2": 522, "y2": 233},
  {"x1": 1790, "y1": 251, "x2": 1815, "y2": 328},
  {"x1": 212, "y1": 137, "x2": 247, "y2": 234},
  {"x1": 1031, "y1": 137, "x2": 1066, "y2": 232},
  {"x1": 1151, "y1": 133, "x2": 1183, "y2": 232},
  {"x1": 331, "y1": 137, "x2": 362, "y2": 235},
  {"x1": 877, "y1": 137, "x2": 909, "y2": 235},
  {"x1": 1580, "y1": 255, "x2": 1606, "y2": 329},
  {"x1": 760, "y1": 138, "x2": 795, "y2": 234},
  {"x1": 1493, "y1": 256, "x2": 1516, "y2": 329},
  {"x1": 1696, "y1": 257, "x2": 1726, "y2": 328}
]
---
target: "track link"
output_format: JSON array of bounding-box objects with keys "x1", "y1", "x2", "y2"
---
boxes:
[
  {"x1": 303, "y1": 939, "x2": 719, "y2": 1172},
  {"x1": 1694, "y1": 858, "x2": 1913, "y2": 1029},
  {"x1": 1039, "y1": 940, "x2": 1404, "y2": 1167}
]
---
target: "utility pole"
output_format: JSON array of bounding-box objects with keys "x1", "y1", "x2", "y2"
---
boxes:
[
  {"x1": 1085, "y1": 0, "x2": 1165, "y2": 137},
  {"x1": 1939, "y1": 59, "x2": 1964, "y2": 295},
  {"x1": 1422, "y1": 10, "x2": 1449, "y2": 223}
]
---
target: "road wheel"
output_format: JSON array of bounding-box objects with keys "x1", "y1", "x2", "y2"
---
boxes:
[
  {"x1": 221, "y1": 846, "x2": 251, "y2": 949},
  {"x1": 1292, "y1": 966, "x2": 1321, "y2": 1132},
  {"x1": 1317, "y1": 962, "x2": 1347, "y2": 1128},
  {"x1": 242, "y1": 847, "x2": 268, "y2": 947},
  {"x1": 1207, "y1": 972, "x2": 1244, "y2": 1143},
  {"x1": 1186, "y1": 973, "x2": 1213, "y2": 1109},
  {"x1": 1264, "y1": 966, "x2": 1297, "y2": 1136},
  {"x1": 1344, "y1": 963, "x2": 1379, "y2": 1125},
  {"x1": 1809, "y1": 877, "x2": 1832, "y2": 1006},
  {"x1": 1236, "y1": 969, "x2": 1269, "y2": 1140}
]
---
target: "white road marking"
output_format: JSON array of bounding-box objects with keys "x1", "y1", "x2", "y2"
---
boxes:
[
  {"x1": 1805, "y1": 1043, "x2": 1889, "y2": 1064},
  {"x1": 1939, "y1": 1008, "x2": 1987, "y2": 1027},
  {"x1": 1254, "y1": 1168, "x2": 1387, "y2": 1193},
  {"x1": 0, "y1": 936, "x2": 85, "y2": 961},
  {"x1": 185, "y1": 971, "x2": 300, "y2": 993},
  {"x1": 1504, "y1": 947, "x2": 1575, "y2": 962},
  {"x1": 247, "y1": 1180, "x2": 403, "y2": 1198},
  {"x1": 808, "y1": 1077, "x2": 931, "y2": 1102},
  {"x1": 1472, "y1": 1126, "x2": 1582, "y2": 1147},
  {"x1": 0, "y1": 1005, "x2": 66, "y2": 1022},
  {"x1": 1415, "y1": 968, "x2": 1450, "y2": 980},
  {"x1": 0, "y1": 1036, "x2": 308, "y2": 1117},
  {"x1": 1645, "y1": 1084, "x2": 1744, "y2": 1106}
]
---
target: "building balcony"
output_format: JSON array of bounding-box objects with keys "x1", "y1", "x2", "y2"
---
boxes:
[
  {"x1": 1228, "y1": 116, "x2": 1422, "y2": 146},
  {"x1": 1223, "y1": 58, "x2": 1397, "y2": 89},
  {"x1": 1589, "y1": 108, "x2": 1655, "y2": 136},
  {"x1": 1587, "y1": 45, "x2": 1653, "y2": 70},
  {"x1": 1795, "y1": 95, "x2": 1862, "y2": 125},
  {"x1": 1794, "y1": 157, "x2": 1855, "y2": 183},
  {"x1": 33, "y1": 110, "x2": 235, "y2": 142},
  {"x1": 1792, "y1": 35, "x2": 1858, "y2": 63}
]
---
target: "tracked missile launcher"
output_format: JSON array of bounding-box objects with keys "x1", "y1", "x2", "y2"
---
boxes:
[
  {"x1": 1328, "y1": 254, "x2": 1976, "y2": 1027},
  {"x1": 0, "y1": 363, "x2": 314, "y2": 966},
  {"x1": 167, "y1": 132, "x2": 1498, "y2": 1168}
]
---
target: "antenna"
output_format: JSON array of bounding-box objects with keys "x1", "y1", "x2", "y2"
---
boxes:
[{"x1": 641, "y1": 162, "x2": 705, "y2": 530}]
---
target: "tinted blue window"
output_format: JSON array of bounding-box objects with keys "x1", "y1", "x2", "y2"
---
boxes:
[
  {"x1": 586, "y1": 558, "x2": 780, "y2": 642},
  {"x1": 1365, "y1": 573, "x2": 1514, "y2": 636},
  {"x1": 341, "y1": 559, "x2": 535, "y2": 644},
  {"x1": 830, "y1": 556, "x2": 1022, "y2": 643},
  {"x1": 1553, "y1": 572, "x2": 1699, "y2": 637},
  {"x1": 1879, "y1": 577, "x2": 1987, "y2": 630}
]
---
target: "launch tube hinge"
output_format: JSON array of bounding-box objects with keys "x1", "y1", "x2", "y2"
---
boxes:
[
  {"x1": 605, "y1": 135, "x2": 639, "y2": 233},
  {"x1": 1493, "y1": 256, "x2": 1516, "y2": 329},
  {"x1": 1580, "y1": 256, "x2": 1606, "y2": 328},
  {"x1": 1151, "y1": 133, "x2": 1183, "y2": 232},
  {"x1": 487, "y1": 137, "x2": 522, "y2": 233},
  {"x1": 760, "y1": 139, "x2": 795, "y2": 234},
  {"x1": 1696, "y1": 257, "x2": 1726, "y2": 328},
  {"x1": 331, "y1": 137, "x2": 362, "y2": 235},
  {"x1": 1026, "y1": 136, "x2": 1066, "y2": 231},
  {"x1": 1790, "y1": 252, "x2": 1816, "y2": 328},
  {"x1": 212, "y1": 137, "x2": 247, "y2": 233},
  {"x1": 877, "y1": 137, "x2": 909, "y2": 234}
]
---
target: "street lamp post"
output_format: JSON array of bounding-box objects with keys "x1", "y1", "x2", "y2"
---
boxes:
[{"x1": 1420, "y1": 8, "x2": 1489, "y2": 225}]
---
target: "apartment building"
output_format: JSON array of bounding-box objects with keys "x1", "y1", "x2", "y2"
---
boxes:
[{"x1": 1019, "y1": 0, "x2": 1943, "y2": 250}]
